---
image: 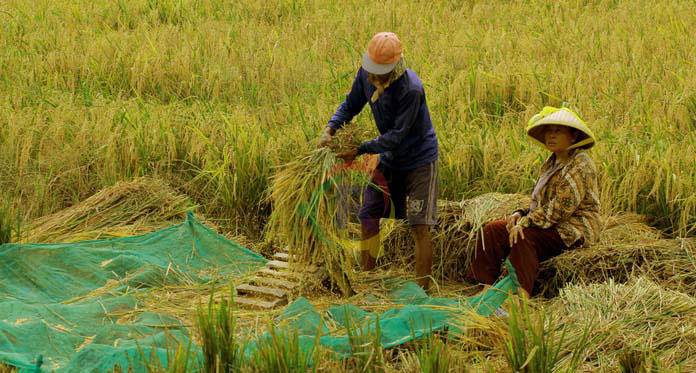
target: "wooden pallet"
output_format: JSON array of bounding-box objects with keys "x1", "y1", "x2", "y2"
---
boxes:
[{"x1": 234, "y1": 248, "x2": 327, "y2": 309}]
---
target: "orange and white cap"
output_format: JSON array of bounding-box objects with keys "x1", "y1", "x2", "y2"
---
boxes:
[{"x1": 361, "y1": 32, "x2": 403, "y2": 75}]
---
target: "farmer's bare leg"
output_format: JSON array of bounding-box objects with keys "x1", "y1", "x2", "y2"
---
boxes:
[
  {"x1": 412, "y1": 224, "x2": 433, "y2": 290},
  {"x1": 361, "y1": 218, "x2": 380, "y2": 270},
  {"x1": 402, "y1": 161, "x2": 438, "y2": 291}
]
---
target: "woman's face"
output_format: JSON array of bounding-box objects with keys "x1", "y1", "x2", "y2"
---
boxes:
[{"x1": 544, "y1": 125, "x2": 576, "y2": 153}]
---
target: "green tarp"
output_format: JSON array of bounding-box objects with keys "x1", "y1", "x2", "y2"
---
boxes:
[
  {"x1": 0, "y1": 212, "x2": 266, "y2": 372},
  {"x1": 271, "y1": 261, "x2": 519, "y2": 360},
  {"x1": 0, "y1": 210, "x2": 519, "y2": 371}
]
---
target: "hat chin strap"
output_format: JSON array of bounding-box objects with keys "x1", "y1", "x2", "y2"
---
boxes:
[{"x1": 567, "y1": 137, "x2": 594, "y2": 150}]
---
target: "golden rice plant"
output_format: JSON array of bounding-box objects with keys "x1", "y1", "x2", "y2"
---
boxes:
[{"x1": 2, "y1": 0, "x2": 696, "y2": 238}]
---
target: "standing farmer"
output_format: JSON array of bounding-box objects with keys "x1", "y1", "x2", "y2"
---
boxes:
[{"x1": 319, "y1": 32, "x2": 439, "y2": 290}]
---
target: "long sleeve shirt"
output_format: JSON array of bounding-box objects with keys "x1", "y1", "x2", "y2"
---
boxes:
[
  {"x1": 328, "y1": 68, "x2": 438, "y2": 171},
  {"x1": 517, "y1": 149, "x2": 601, "y2": 247}
]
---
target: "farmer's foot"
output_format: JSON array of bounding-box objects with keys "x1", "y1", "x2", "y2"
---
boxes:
[
  {"x1": 361, "y1": 252, "x2": 376, "y2": 271},
  {"x1": 412, "y1": 224, "x2": 433, "y2": 293},
  {"x1": 417, "y1": 277, "x2": 431, "y2": 293}
]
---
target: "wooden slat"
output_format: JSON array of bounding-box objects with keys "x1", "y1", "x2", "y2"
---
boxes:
[
  {"x1": 236, "y1": 284, "x2": 287, "y2": 299},
  {"x1": 259, "y1": 268, "x2": 302, "y2": 279},
  {"x1": 251, "y1": 276, "x2": 298, "y2": 290},
  {"x1": 234, "y1": 297, "x2": 285, "y2": 309},
  {"x1": 267, "y1": 260, "x2": 290, "y2": 269},
  {"x1": 272, "y1": 252, "x2": 291, "y2": 260},
  {"x1": 268, "y1": 260, "x2": 319, "y2": 273}
]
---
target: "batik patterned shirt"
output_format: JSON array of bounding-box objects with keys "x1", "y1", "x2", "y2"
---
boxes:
[{"x1": 517, "y1": 149, "x2": 601, "y2": 247}]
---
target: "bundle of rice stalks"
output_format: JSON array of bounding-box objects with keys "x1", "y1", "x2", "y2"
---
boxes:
[
  {"x1": 551, "y1": 277, "x2": 696, "y2": 371},
  {"x1": 538, "y1": 214, "x2": 696, "y2": 296},
  {"x1": 22, "y1": 177, "x2": 199, "y2": 243},
  {"x1": 265, "y1": 124, "x2": 377, "y2": 296},
  {"x1": 382, "y1": 193, "x2": 531, "y2": 282},
  {"x1": 325, "y1": 124, "x2": 371, "y2": 155}
]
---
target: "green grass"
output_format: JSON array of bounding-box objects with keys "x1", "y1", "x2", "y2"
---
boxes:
[
  {"x1": 343, "y1": 313, "x2": 387, "y2": 372},
  {"x1": 196, "y1": 287, "x2": 245, "y2": 372},
  {"x1": 248, "y1": 323, "x2": 318, "y2": 373},
  {"x1": 502, "y1": 297, "x2": 595, "y2": 373},
  {"x1": 415, "y1": 334, "x2": 452, "y2": 373}
]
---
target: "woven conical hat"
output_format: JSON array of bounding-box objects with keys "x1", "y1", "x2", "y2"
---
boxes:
[{"x1": 526, "y1": 107, "x2": 596, "y2": 150}]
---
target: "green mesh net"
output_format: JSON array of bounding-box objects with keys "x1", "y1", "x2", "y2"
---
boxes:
[
  {"x1": 0, "y1": 212, "x2": 266, "y2": 372},
  {"x1": 0, "y1": 210, "x2": 519, "y2": 371},
  {"x1": 268, "y1": 261, "x2": 519, "y2": 360}
]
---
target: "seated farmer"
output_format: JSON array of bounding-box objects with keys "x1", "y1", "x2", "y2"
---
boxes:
[
  {"x1": 467, "y1": 107, "x2": 601, "y2": 296},
  {"x1": 319, "y1": 32, "x2": 439, "y2": 290}
]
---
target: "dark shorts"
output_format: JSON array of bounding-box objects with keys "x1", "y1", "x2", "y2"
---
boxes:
[{"x1": 358, "y1": 161, "x2": 438, "y2": 226}]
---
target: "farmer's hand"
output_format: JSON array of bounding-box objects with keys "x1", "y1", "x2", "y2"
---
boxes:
[
  {"x1": 318, "y1": 127, "x2": 335, "y2": 148},
  {"x1": 337, "y1": 147, "x2": 359, "y2": 163},
  {"x1": 506, "y1": 212, "x2": 522, "y2": 232},
  {"x1": 508, "y1": 224, "x2": 526, "y2": 247}
]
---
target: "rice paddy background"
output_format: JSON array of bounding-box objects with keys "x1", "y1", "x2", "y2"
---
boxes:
[
  {"x1": 1, "y1": 0, "x2": 695, "y2": 237},
  {"x1": 1, "y1": 0, "x2": 696, "y2": 371}
]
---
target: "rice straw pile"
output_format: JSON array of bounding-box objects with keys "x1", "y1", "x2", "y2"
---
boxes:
[
  {"x1": 381, "y1": 193, "x2": 530, "y2": 282},
  {"x1": 538, "y1": 213, "x2": 696, "y2": 296},
  {"x1": 378, "y1": 192, "x2": 696, "y2": 297},
  {"x1": 551, "y1": 277, "x2": 696, "y2": 371},
  {"x1": 265, "y1": 124, "x2": 377, "y2": 296},
  {"x1": 22, "y1": 177, "x2": 200, "y2": 243}
]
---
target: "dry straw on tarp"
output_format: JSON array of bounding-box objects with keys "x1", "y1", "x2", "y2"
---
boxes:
[
  {"x1": 265, "y1": 124, "x2": 378, "y2": 296},
  {"x1": 23, "y1": 177, "x2": 209, "y2": 243},
  {"x1": 381, "y1": 193, "x2": 531, "y2": 282}
]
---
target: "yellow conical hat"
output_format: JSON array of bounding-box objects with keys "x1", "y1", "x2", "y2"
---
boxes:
[{"x1": 526, "y1": 107, "x2": 597, "y2": 150}]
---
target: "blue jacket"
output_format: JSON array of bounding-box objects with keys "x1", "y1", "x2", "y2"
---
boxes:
[{"x1": 328, "y1": 68, "x2": 438, "y2": 171}]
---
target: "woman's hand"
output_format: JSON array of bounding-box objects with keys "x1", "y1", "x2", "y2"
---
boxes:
[
  {"x1": 506, "y1": 212, "x2": 522, "y2": 232},
  {"x1": 508, "y1": 224, "x2": 526, "y2": 247}
]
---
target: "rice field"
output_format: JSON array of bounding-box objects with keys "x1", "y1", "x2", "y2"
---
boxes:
[
  {"x1": 1, "y1": 0, "x2": 696, "y2": 371},
  {"x1": 1, "y1": 0, "x2": 695, "y2": 236}
]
